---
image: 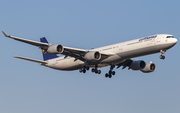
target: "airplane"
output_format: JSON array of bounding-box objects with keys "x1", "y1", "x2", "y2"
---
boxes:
[{"x1": 2, "y1": 31, "x2": 178, "y2": 78}]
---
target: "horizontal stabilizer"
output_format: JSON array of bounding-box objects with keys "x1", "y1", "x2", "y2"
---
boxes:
[{"x1": 14, "y1": 56, "x2": 47, "y2": 64}]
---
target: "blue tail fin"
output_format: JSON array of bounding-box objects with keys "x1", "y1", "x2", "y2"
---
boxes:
[{"x1": 40, "y1": 37, "x2": 59, "y2": 61}]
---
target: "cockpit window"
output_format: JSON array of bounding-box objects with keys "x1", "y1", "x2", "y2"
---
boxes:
[{"x1": 166, "y1": 36, "x2": 174, "y2": 38}]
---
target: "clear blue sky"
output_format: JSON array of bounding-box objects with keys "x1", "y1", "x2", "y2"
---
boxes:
[{"x1": 0, "y1": 0, "x2": 180, "y2": 113}]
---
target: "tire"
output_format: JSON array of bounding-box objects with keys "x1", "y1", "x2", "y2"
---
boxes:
[
  {"x1": 92, "y1": 68, "x2": 95, "y2": 72},
  {"x1": 98, "y1": 70, "x2": 101, "y2": 74},
  {"x1": 79, "y1": 69, "x2": 82, "y2": 73},
  {"x1": 162, "y1": 56, "x2": 165, "y2": 59},
  {"x1": 112, "y1": 71, "x2": 115, "y2": 75},
  {"x1": 105, "y1": 73, "x2": 109, "y2": 77},
  {"x1": 86, "y1": 67, "x2": 89, "y2": 70},
  {"x1": 83, "y1": 69, "x2": 86, "y2": 73},
  {"x1": 109, "y1": 74, "x2": 112, "y2": 78},
  {"x1": 160, "y1": 55, "x2": 165, "y2": 59},
  {"x1": 95, "y1": 69, "x2": 98, "y2": 74},
  {"x1": 109, "y1": 70, "x2": 112, "y2": 74}
]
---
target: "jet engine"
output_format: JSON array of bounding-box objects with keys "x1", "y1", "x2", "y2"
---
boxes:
[
  {"x1": 140, "y1": 63, "x2": 156, "y2": 73},
  {"x1": 47, "y1": 44, "x2": 64, "y2": 54},
  {"x1": 84, "y1": 51, "x2": 101, "y2": 61},
  {"x1": 130, "y1": 60, "x2": 146, "y2": 70}
]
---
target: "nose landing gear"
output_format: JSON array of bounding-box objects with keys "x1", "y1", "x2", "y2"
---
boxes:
[
  {"x1": 160, "y1": 50, "x2": 166, "y2": 60},
  {"x1": 160, "y1": 55, "x2": 165, "y2": 59}
]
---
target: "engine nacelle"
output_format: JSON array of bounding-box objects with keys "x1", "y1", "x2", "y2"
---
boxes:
[
  {"x1": 84, "y1": 51, "x2": 101, "y2": 61},
  {"x1": 140, "y1": 63, "x2": 156, "y2": 73},
  {"x1": 130, "y1": 60, "x2": 146, "y2": 70},
  {"x1": 47, "y1": 44, "x2": 64, "y2": 54}
]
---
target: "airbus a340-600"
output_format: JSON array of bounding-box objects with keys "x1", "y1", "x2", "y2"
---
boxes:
[{"x1": 3, "y1": 31, "x2": 178, "y2": 78}]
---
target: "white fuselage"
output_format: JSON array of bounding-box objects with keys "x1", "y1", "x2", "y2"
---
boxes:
[{"x1": 44, "y1": 34, "x2": 177, "y2": 71}]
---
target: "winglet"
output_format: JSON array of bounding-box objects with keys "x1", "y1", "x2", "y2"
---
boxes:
[{"x1": 2, "y1": 31, "x2": 10, "y2": 37}]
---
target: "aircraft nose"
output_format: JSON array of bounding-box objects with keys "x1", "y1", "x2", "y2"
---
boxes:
[{"x1": 173, "y1": 38, "x2": 178, "y2": 44}]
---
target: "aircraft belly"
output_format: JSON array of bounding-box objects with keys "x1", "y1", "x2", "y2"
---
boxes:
[
  {"x1": 100, "y1": 54, "x2": 124, "y2": 65},
  {"x1": 155, "y1": 43, "x2": 177, "y2": 50},
  {"x1": 48, "y1": 58, "x2": 82, "y2": 71}
]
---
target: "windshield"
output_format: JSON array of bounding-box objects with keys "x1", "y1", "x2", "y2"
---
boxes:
[{"x1": 166, "y1": 36, "x2": 174, "y2": 38}]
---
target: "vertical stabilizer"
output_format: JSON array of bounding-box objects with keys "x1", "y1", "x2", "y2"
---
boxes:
[{"x1": 40, "y1": 37, "x2": 59, "y2": 61}]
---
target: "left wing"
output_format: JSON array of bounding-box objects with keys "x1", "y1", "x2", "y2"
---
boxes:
[
  {"x1": 3, "y1": 31, "x2": 87, "y2": 60},
  {"x1": 2, "y1": 31, "x2": 49, "y2": 47},
  {"x1": 61, "y1": 46, "x2": 88, "y2": 61}
]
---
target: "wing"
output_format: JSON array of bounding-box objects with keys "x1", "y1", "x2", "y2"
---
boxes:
[
  {"x1": 14, "y1": 56, "x2": 47, "y2": 64},
  {"x1": 2, "y1": 31, "x2": 49, "y2": 47},
  {"x1": 61, "y1": 46, "x2": 88, "y2": 61},
  {"x1": 3, "y1": 31, "x2": 109, "y2": 61},
  {"x1": 116, "y1": 59, "x2": 133, "y2": 70}
]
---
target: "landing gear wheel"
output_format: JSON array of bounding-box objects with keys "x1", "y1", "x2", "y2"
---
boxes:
[
  {"x1": 162, "y1": 55, "x2": 165, "y2": 59},
  {"x1": 97, "y1": 70, "x2": 101, "y2": 74},
  {"x1": 109, "y1": 74, "x2": 112, "y2": 78},
  {"x1": 79, "y1": 69, "x2": 83, "y2": 73},
  {"x1": 160, "y1": 55, "x2": 165, "y2": 60},
  {"x1": 112, "y1": 71, "x2": 115, "y2": 75},
  {"x1": 109, "y1": 70, "x2": 112, "y2": 75},
  {"x1": 92, "y1": 68, "x2": 95, "y2": 72},
  {"x1": 86, "y1": 66, "x2": 89, "y2": 70},
  {"x1": 105, "y1": 73, "x2": 109, "y2": 77},
  {"x1": 83, "y1": 69, "x2": 86, "y2": 73}
]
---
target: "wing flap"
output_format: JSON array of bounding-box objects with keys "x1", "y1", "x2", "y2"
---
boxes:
[
  {"x1": 61, "y1": 46, "x2": 88, "y2": 61},
  {"x1": 116, "y1": 59, "x2": 133, "y2": 69},
  {"x1": 64, "y1": 46, "x2": 87, "y2": 54},
  {"x1": 14, "y1": 56, "x2": 47, "y2": 64}
]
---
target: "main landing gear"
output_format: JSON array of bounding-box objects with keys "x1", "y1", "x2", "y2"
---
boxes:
[
  {"x1": 160, "y1": 50, "x2": 166, "y2": 60},
  {"x1": 79, "y1": 66, "x2": 89, "y2": 73},
  {"x1": 79, "y1": 65, "x2": 117, "y2": 78},
  {"x1": 79, "y1": 65, "x2": 101, "y2": 74},
  {"x1": 105, "y1": 65, "x2": 116, "y2": 78},
  {"x1": 91, "y1": 65, "x2": 101, "y2": 74}
]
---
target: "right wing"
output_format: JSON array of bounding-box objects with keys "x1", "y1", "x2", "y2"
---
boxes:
[{"x1": 116, "y1": 59, "x2": 133, "y2": 70}]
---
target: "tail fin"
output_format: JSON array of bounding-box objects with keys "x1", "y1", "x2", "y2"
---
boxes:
[{"x1": 40, "y1": 37, "x2": 59, "y2": 61}]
